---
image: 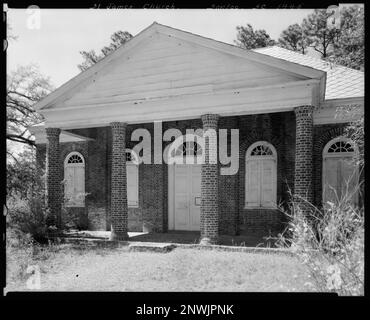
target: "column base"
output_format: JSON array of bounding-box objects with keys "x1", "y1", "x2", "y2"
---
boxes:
[
  {"x1": 109, "y1": 230, "x2": 129, "y2": 241},
  {"x1": 199, "y1": 236, "x2": 218, "y2": 245}
]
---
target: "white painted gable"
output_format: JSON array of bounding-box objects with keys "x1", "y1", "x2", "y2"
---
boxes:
[
  {"x1": 35, "y1": 23, "x2": 325, "y2": 129},
  {"x1": 58, "y1": 32, "x2": 307, "y2": 109}
]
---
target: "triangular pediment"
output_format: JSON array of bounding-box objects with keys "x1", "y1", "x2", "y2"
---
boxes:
[{"x1": 35, "y1": 22, "x2": 325, "y2": 112}]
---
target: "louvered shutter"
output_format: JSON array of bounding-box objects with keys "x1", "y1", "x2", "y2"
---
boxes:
[
  {"x1": 127, "y1": 164, "x2": 138, "y2": 207},
  {"x1": 246, "y1": 160, "x2": 260, "y2": 206},
  {"x1": 74, "y1": 166, "x2": 85, "y2": 206},
  {"x1": 323, "y1": 158, "x2": 339, "y2": 204},
  {"x1": 261, "y1": 159, "x2": 275, "y2": 206},
  {"x1": 64, "y1": 166, "x2": 74, "y2": 204},
  {"x1": 340, "y1": 158, "x2": 358, "y2": 205}
]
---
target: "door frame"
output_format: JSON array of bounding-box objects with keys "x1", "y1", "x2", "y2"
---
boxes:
[
  {"x1": 168, "y1": 160, "x2": 201, "y2": 231},
  {"x1": 322, "y1": 137, "x2": 358, "y2": 203}
]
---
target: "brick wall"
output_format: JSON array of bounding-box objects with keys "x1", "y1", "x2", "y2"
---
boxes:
[
  {"x1": 36, "y1": 114, "x2": 348, "y2": 236},
  {"x1": 218, "y1": 116, "x2": 239, "y2": 235},
  {"x1": 237, "y1": 112, "x2": 295, "y2": 234},
  {"x1": 37, "y1": 128, "x2": 109, "y2": 231}
]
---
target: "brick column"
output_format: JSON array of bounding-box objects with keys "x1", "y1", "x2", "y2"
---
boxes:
[
  {"x1": 109, "y1": 122, "x2": 129, "y2": 241},
  {"x1": 200, "y1": 114, "x2": 219, "y2": 245},
  {"x1": 45, "y1": 128, "x2": 61, "y2": 229},
  {"x1": 294, "y1": 105, "x2": 314, "y2": 214}
]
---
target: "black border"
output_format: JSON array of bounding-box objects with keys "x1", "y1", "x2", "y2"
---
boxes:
[{"x1": 1, "y1": 0, "x2": 368, "y2": 311}]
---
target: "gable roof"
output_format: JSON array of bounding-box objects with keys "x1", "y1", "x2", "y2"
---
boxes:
[
  {"x1": 253, "y1": 46, "x2": 364, "y2": 100},
  {"x1": 33, "y1": 22, "x2": 325, "y2": 111}
]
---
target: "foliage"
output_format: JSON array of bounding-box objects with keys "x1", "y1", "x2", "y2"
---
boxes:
[
  {"x1": 7, "y1": 147, "x2": 38, "y2": 199},
  {"x1": 277, "y1": 6, "x2": 364, "y2": 70},
  {"x1": 278, "y1": 24, "x2": 307, "y2": 54},
  {"x1": 78, "y1": 30, "x2": 133, "y2": 71},
  {"x1": 6, "y1": 146, "x2": 52, "y2": 242},
  {"x1": 6, "y1": 227, "x2": 62, "y2": 286},
  {"x1": 344, "y1": 116, "x2": 364, "y2": 167},
  {"x1": 6, "y1": 166, "x2": 50, "y2": 243},
  {"x1": 234, "y1": 23, "x2": 276, "y2": 49},
  {"x1": 335, "y1": 105, "x2": 364, "y2": 167},
  {"x1": 332, "y1": 5, "x2": 364, "y2": 70},
  {"x1": 6, "y1": 64, "x2": 53, "y2": 158},
  {"x1": 6, "y1": 228, "x2": 36, "y2": 283},
  {"x1": 275, "y1": 185, "x2": 364, "y2": 295},
  {"x1": 301, "y1": 9, "x2": 340, "y2": 58}
]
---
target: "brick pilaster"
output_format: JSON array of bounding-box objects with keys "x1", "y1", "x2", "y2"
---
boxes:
[
  {"x1": 294, "y1": 106, "x2": 314, "y2": 214},
  {"x1": 200, "y1": 114, "x2": 219, "y2": 244},
  {"x1": 109, "y1": 122, "x2": 129, "y2": 241},
  {"x1": 45, "y1": 128, "x2": 61, "y2": 229}
]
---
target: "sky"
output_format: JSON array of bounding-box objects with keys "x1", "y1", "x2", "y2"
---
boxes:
[{"x1": 7, "y1": 8, "x2": 315, "y2": 88}]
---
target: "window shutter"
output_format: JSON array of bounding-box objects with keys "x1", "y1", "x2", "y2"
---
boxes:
[
  {"x1": 261, "y1": 159, "x2": 275, "y2": 206},
  {"x1": 127, "y1": 164, "x2": 138, "y2": 207},
  {"x1": 323, "y1": 158, "x2": 339, "y2": 204},
  {"x1": 339, "y1": 158, "x2": 358, "y2": 204},
  {"x1": 246, "y1": 160, "x2": 260, "y2": 206},
  {"x1": 64, "y1": 152, "x2": 85, "y2": 207},
  {"x1": 74, "y1": 166, "x2": 85, "y2": 205},
  {"x1": 64, "y1": 166, "x2": 74, "y2": 204}
]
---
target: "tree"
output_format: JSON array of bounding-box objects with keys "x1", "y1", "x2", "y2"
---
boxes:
[
  {"x1": 301, "y1": 9, "x2": 340, "y2": 58},
  {"x1": 345, "y1": 115, "x2": 364, "y2": 168},
  {"x1": 278, "y1": 23, "x2": 307, "y2": 54},
  {"x1": 7, "y1": 148, "x2": 38, "y2": 199},
  {"x1": 234, "y1": 24, "x2": 276, "y2": 50},
  {"x1": 332, "y1": 5, "x2": 364, "y2": 70},
  {"x1": 78, "y1": 30, "x2": 133, "y2": 71},
  {"x1": 6, "y1": 64, "x2": 53, "y2": 160}
]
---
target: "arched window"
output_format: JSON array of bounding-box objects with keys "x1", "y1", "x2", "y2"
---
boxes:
[
  {"x1": 245, "y1": 141, "x2": 277, "y2": 208},
  {"x1": 323, "y1": 137, "x2": 358, "y2": 204},
  {"x1": 64, "y1": 152, "x2": 85, "y2": 207},
  {"x1": 174, "y1": 141, "x2": 203, "y2": 157},
  {"x1": 126, "y1": 149, "x2": 139, "y2": 207},
  {"x1": 165, "y1": 134, "x2": 204, "y2": 165}
]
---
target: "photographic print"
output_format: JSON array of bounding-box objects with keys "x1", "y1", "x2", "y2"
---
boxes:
[{"x1": 4, "y1": 2, "x2": 364, "y2": 301}]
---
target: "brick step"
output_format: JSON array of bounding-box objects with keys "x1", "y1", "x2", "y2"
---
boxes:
[
  {"x1": 128, "y1": 242, "x2": 176, "y2": 253},
  {"x1": 50, "y1": 236, "x2": 127, "y2": 248}
]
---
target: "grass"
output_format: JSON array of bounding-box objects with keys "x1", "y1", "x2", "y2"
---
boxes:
[{"x1": 6, "y1": 244, "x2": 315, "y2": 292}]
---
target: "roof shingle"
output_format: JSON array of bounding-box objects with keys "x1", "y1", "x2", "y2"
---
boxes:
[{"x1": 253, "y1": 46, "x2": 364, "y2": 100}]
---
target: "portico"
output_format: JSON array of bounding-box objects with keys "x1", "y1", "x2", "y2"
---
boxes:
[{"x1": 30, "y1": 22, "x2": 362, "y2": 243}]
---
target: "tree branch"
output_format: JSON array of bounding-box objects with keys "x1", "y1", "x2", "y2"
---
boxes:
[
  {"x1": 7, "y1": 134, "x2": 36, "y2": 147},
  {"x1": 7, "y1": 90, "x2": 38, "y2": 102}
]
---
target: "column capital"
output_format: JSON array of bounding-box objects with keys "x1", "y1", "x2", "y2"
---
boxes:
[
  {"x1": 110, "y1": 122, "x2": 127, "y2": 130},
  {"x1": 45, "y1": 127, "x2": 61, "y2": 137},
  {"x1": 201, "y1": 114, "x2": 219, "y2": 128},
  {"x1": 294, "y1": 105, "x2": 314, "y2": 118}
]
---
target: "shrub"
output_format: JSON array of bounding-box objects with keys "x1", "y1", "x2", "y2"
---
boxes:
[
  {"x1": 6, "y1": 228, "x2": 35, "y2": 283},
  {"x1": 275, "y1": 184, "x2": 364, "y2": 295},
  {"x1": 6, "y1": 154, "x2": 57, "y2": 242},
  {"x1": 6, "y1": 226, "x2": 63, "y2": 286},
  {"x1": 6, "y1": 196, "x2": 50, "y2": 243}
]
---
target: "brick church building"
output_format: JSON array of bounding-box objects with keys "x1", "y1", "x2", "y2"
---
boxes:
[{"x1": 30, "y1": 23, "x2": 364, "y2": 244}]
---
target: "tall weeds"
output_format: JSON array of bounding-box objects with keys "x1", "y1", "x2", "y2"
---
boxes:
[{"x1": 275, "y1": 178, "x2": 364, "y2": 295}]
